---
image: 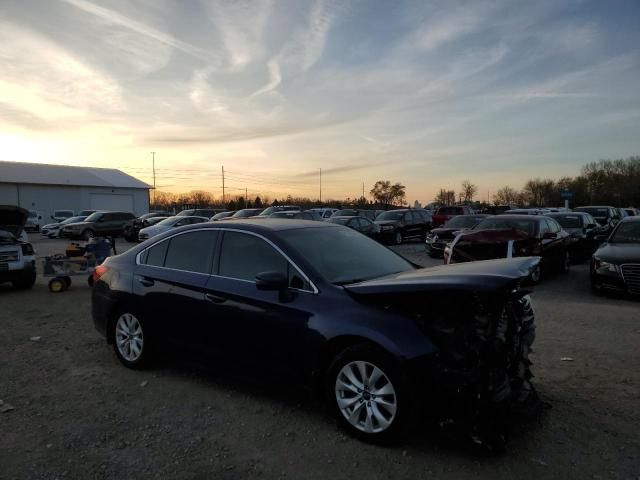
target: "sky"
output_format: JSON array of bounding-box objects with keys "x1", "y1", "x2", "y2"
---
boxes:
[{"x1": 0, "y1": 0, "x2": 639, "y2": 204}]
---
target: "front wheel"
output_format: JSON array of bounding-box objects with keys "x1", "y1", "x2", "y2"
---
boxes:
[{"x1": 327, "y1": 344, "x2": 417, "y2": 443}]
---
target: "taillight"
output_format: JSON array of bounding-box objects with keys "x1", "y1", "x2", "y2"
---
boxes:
[{"x1": 93, "y1": 264, "x2": 109, "y2": 283}]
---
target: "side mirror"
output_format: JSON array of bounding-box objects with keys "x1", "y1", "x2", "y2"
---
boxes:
[
  {"x1": 542, "y1": 232, "x2": 556, "y2": 239},
  {"x1": 255, "y1": 271, "x2": 288, "y2": 291}
]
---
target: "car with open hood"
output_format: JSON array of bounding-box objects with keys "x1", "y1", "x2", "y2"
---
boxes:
[
  {"x1": 590, "y1": 216, "x2": 640, "y2": 297},
  {"x1": 445, "y1": 215, "x2": 571, "y2": 283},
  {"x1": 92, "y1": 219, "x2": 541, "y2": 449},
  {"x1": 425, "y1": 214, "x2": 488, "y2": 257},
  {"x1": 0, "y1": 205, "x2": 37, "y2": 290}
]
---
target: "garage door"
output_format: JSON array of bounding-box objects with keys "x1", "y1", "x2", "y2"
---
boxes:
[{"x1": 90, "y1": 193, "x2": 134, "y2": 212}]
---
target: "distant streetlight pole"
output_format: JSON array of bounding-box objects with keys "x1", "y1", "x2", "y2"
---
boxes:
[
  {"x1": 222, "y1": 165, "x2": 225, "y2": 203},
  {"x1": 319, "y1": 168, "x2": 322, "y2": 204},
  {"x1": 151, "y1": 151, "x2": 156, "y2": 205}
]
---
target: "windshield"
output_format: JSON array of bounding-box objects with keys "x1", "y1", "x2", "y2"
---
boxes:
[
  {"x1": 84, "y1": 212, "x2": 103, "y2": 222},
  {"x1": 61, "y1": 216, "x2": 86, "y2": 225},
  {"x1": 475, "y1": 217, "x2": 536, "y2": 236},
  {"x1": 156, "y1": 216, "x2": 180, "y2": 226},
  {"x1": 281, "y1": 226, "x2": 413, "y2": 285},
  {"x1": 233, "y1": 209, "x2": 261, "y2": 218},
  {"x1": 376, "y1": 211, "x2": 404, "y2": 221},
  {"x1": 332, "y1": 209, "x2": 358, "y2": 217},
  {"x1": 259, "y1": 206, "x2": 296, "y2": 216},
  {"x1": 327, "y1": 217, "x2": 351, "y2": 225},
  {"x1": 611, "y1": 222, "x2": 640, "y2": 244},
  {"x1": 444, "y1": 216, "x2": 482, "y2": 228},
  {"x1": 212, "y1": 212, "x2": 233, "y2": 220},
  {"x1": 575, "y1": 207, "x2": 610, "y2": 218},
  {"x1": 552, "y1": 214, "x2": 583, "y2": 229}
]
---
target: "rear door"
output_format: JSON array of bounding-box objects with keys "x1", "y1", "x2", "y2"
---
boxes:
[
  {"x1": 203, "y1": 230, "x2": 316, "y2": 377},
  {"x1": 134, "y1": 230, "x2": 219, "y2": 351}
]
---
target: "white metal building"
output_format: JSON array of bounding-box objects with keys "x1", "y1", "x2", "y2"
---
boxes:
[{"x1": 0, "y1": 161, "x2": 150, "y2": 216}]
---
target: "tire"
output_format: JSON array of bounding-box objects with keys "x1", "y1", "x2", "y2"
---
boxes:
[
  {"x1": 82, "y1": 229, "x2": 95, "y2": 241},
  {"x1": 394, "y1": 231, "x2": 403, "y2": 245},
  {"x1": 111, "y1": 310, "x2": 153, "y2": 369},
  {"x1": 12, "y1": 270, "x2": 36, "y2": 290},
  {"x1": 326, "y1": 344, "x2": 418, "y2": 443},
  {"x1": 48, "y1": 277, "x2": 66, "y2": 293},
  {"x1": 529, "y1": 264, "x2": 541, "y2": 285}
]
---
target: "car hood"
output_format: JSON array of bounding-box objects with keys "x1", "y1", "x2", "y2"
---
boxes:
[
  {"x1": 43, "y1": 222, "x2": 62, "y2": 229},
  {"x1": 0, "y1": 205, "x2": 28, "y2": 237},
  {"x1": 344, "y1": 257, "x2": 540, "y2": 295},
  {"x1": 594, "y1": 243, "x2": 640, "y2": 264}
]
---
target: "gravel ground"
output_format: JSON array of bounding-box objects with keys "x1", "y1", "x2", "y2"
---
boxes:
[{"x1": 1, "y1": 237, "x2": 639, "y2": 479}]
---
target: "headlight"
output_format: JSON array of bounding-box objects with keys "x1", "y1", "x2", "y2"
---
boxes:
[{"x1": 594, "y1": 257, "x2": 619, "y2": 273}]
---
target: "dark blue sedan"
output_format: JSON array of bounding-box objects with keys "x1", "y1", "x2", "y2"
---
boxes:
[{"x1": 92, "y1": 219, "x2": 540, "y2": 446}]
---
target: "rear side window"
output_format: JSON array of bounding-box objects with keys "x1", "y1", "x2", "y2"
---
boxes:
[
  {"x1": 143, "y1": 240, "x2": 169, "y2": 267},
  {"x1": 163, "y1": 230, "x2": 218, "y2": 273},
  {"x1": 547, "y1": 219, "x2": 561, "y2": 233}
]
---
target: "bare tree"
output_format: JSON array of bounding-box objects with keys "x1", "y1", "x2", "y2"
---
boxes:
[
  {"x1": 461, "y1": 180, "x2": 478, "y2": 202},
  {"x1": 493, "y1": 186, "x2": 520, "y2": 205},
  {"x1": 370, "y1": 180, "x2": 406, "y2": 206}
]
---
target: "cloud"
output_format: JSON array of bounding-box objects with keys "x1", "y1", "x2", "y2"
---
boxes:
[
  {"x1": 248, "y1": 59, "x2": 282, "y2": 98},
  {"x1": 61, "y1": 0, "x2": 213, "y2": 63},
  {"x1": 296, "y1": 159, "x2": 389, "y2": 178}
]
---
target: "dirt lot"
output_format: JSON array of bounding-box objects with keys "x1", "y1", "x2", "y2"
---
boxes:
[{"x1": 1, "y1": 237, "x2": 639, "y2": 479}]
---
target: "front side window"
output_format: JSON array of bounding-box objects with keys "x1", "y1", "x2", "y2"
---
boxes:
[
  {"x1": 219, "y1": 231, "x2": 287, "y2": 282},
  {"x1": 611, "y1": 222, "x2": 640, "y2": 244}
]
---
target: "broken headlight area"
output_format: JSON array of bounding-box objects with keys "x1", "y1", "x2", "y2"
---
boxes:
[{"x1": 407, "y1": 292, "x2": 543, "y2": 451}]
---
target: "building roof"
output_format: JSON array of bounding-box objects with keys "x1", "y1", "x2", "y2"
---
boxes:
[{"x1": 0, "y1": 161, "x2": 150, "y2": 189}]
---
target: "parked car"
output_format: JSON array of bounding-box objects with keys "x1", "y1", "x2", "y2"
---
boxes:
[
  {"x1": 375, "y1": 209, "x2": 430, "y2": 245},
  {"x1": 211, "y1": 211, "x2": 235, "y2": 221},
  {"x1": 547, "y1": 212, "x2": 601, "y2": 261},
  {"x1": 24, "y1": 210, "x2": 43, "y2": 232},
  {"x1": 230, "y1": 208, "x2": 264, "y2": 219},
  {"x1": 573, "y1": 206, "x2": 621, "y2": 235},
  {"x1": 445, "y1": 215, "x2": 571, "y2": 283},
  {"x1": 617, "y1": 208, "x2": 629, "y2": 220},
  {"x1": 590, "y1": 216, "x2": 640, "y2": 296},
  {"x1": 257, "y1": 206, "x2": 301, "y2": 217},
  {"x1": 138, "y1": 216, "x2": 209, "y2": 241},
  {"x1": 0, "y1": 206, "x2": 37, "y2": 289},
  {"x1": 504, "y1": 208, "x2": 552, "y2": 215},
  {"x1": 124, "y1": 213, "x2": 172, "y2": 242},
  {"x1": 41, "y1": 215, "x2": 88, "y2": 238},
  {"x1": 624, "y1": 208, "x2": 639, "y2": 217},
  {"x1": 327, "y1": 216, "x2": 380, "y2": 239},
  {"x1": 177, "y1": 208, "x2": 224, "y2": 217},
  {"x1": 432, "y1": 206, "x2": 473, "y2": 227},
  {"x1": 425, "y1": 214, "x2": 488, "y2": 257},
  {"x1": 51, "y1": 209, "x2": 75, "y2": 222},
  {"x1": 303, "y1": 210, "x2": 324, "y2": 221},
  {"x1": 60, "y1": 211, "x2": 136, "y2": 240},
  {"x1": 269, "y1": 211, "x2": 316, "y2": 220},
  {"x1": 308, "y1": 208, "x2": 338, "y2": 219},
  {"x1": 92, "y1": 220, "x2": 540, "y2": 447}
]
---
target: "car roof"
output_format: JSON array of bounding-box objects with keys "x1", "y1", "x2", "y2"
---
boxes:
[
  {"x1": 182, "y1": 218, "x2": 336, "y2": 232},
  {"x1": 620, "y1": 215, "x2": 640, "y2": 223},
  {"x1": 491, "y1": 214, "x2": 544, "y2": 220}
]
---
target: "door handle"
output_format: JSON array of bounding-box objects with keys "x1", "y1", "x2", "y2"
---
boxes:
[
  {"x1": 205, "y1": 293, "x2": 227, "y2": 304},
  {"x1": 136, "y1": 276, "x2": 154, "y2": 287}
]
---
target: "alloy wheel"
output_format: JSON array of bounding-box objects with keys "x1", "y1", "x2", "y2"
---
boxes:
[
  {"x1": 115, "y1": 313, "x2": 144, "y2": 362},
  {"x1": 335, "y1": 361, "x2": 397, "y2": 434}
]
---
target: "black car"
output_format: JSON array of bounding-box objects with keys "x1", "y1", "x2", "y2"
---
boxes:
[
  {"x1": 124, "y1": 213, "x2": 172, "y2": 242},
  {"x1": 257, "y1": 206, "x2": 301, "y2": 217},
  {"x1": 590, "y1": 216, "x2": 640, "y2": 296},
  {"x1": 211, "y1": 211, "x2": 235, "y2": 221},
  {"x1": 177, "y1": 208, "x2": 225, "y2": 217},
  {"x1": 375, "y1": 209, "x2": 430, "y2": 245},
  {"x1": 447, "y1": 215, "x2": 571, "y2": 283},
  {"x1": 92, "y1": 220, "x2": 540, "y2": 447},
  {"x1": 547, "y1": 212, "x2": 601, "y2": 261},
  {"x1": 61, "y1": 211, "x2": 137, "y2": 240},
  {"x1": 425, "y1": 215, "x2": 488, "y2": 257},
  {"x1": 327, "y1": 216, "x2": 380, "y2": 239},
  {"x1": 574, "y1": 206, "x2": 621, "y2": 235}
]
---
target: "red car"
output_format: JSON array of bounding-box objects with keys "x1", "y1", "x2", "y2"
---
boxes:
[{"x1": 432, "y1": 206, "x2": 474, "y2": 227}]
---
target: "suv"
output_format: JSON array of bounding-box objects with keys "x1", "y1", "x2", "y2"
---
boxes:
[
  {"x1": 61, "y1": 211, "x2": 137, "y2": 240},
  {"x1": 24, "y1": 210, "x2": 44, "y2": 232},
  {"x1": 0, "y1": 206, "x2": 37, "y2": 289},
  {"x1": 574, "y1": 206, "x2": 621, "y2": 235},
  {"x1": 375, "y1": 209, "x2": 431, "y2": 244}
]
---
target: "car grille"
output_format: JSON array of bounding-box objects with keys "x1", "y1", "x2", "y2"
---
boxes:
[
  {"x1": 0, "y1": 250, "x2": 20, "y2": 263},
  {"x1": 621, "y1": 264, "x2": 640, "y2": 295}
]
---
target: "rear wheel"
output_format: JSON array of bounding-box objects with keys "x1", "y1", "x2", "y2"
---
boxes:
[
  {"x1": 327, "y1": 344, "x2": 418, "y2": 443},
  {"x1": 112, "y1": 311, "x2": 153, "y2": 369}
]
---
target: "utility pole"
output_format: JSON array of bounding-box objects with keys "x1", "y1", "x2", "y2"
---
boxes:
[
  {"x1": 362, "y1": 182, "x2": 365, "y2": 200},
  {"x1": 245, "y1": 187, "x2": 248, "y2": 202},
  {"x1": 319, "y1": 168, "x2": 322, "y2": 204},
  {"x1": 151, "y1": 151, "x2": 156, "y2": 206},
  {"x1": 221, "y1": 165, "x2": 225, "y2": 204}
]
